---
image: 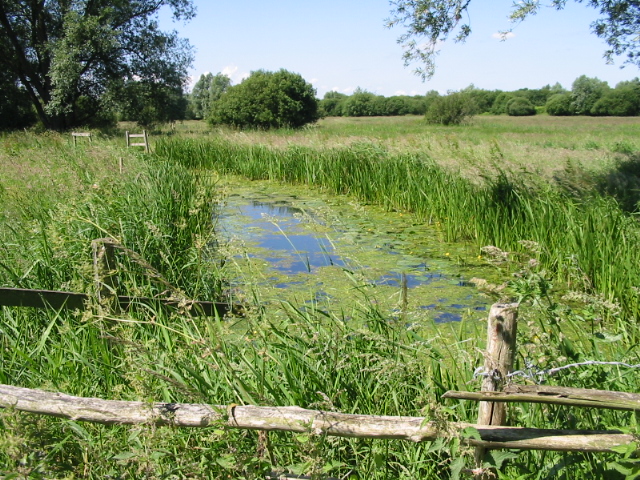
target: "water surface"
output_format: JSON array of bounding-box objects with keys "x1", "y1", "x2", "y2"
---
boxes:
[{"x1": 216, "y1": 179, "x2": 494, "y2": 324}]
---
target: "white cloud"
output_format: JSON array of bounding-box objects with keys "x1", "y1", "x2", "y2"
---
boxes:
[
  {"x1": 221, "y1": 65, "x2": 249, "y2": 84},
  {"x1": 492, "y1": 31, "x2": 515, "y2": 40}
]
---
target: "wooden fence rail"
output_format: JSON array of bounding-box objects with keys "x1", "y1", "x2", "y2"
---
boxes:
[
  {"x1": 71, "y1": 132, "x2": 92, "y2": 146},
  {"x1": 0, "y1": 287, "x2": 236, "y2": 317},
  {"x1": 444, "y1": 385, "x2": 640, "y2": 411},
  {"x1": 0, "y1": 384, "x2": 633, "y2": 453},
  {"x1": 0, "y1": 238, "x2": 243, "y2": 316}
]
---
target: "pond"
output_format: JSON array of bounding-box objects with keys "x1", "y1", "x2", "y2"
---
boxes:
[{"x1": 215, "y1": 178, "x2": 497, "y2": 325}]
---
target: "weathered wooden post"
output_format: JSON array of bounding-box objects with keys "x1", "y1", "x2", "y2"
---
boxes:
[
  {"x1": 474, "y1": 302, "x2": 519, "y2": 478},
  {"x1": 92, "y1": 238, "x2": 119, "y2": 312}
]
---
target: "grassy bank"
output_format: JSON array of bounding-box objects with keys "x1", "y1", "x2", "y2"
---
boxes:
[{"x1": 1, "y1": 120, "x2": 639, "y2": 479}]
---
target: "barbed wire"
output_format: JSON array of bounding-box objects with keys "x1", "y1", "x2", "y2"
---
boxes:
[{"x1": 474, "y1": 360, "x2": 640, "y2": 384}]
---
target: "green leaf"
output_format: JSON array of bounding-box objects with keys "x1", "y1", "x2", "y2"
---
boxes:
[
  {"x1": 450, "y1": 456, "x2": 466, "y2": 480},
  {"x1": 486, "y1": 451, "x2": 519, "y2": 470},
  {"x1": 216, "y1": 454, "x2": 236, "y2": 469},
  {"x1": 461, "y1": 426, "x2": 481, "y2": 440},
  {"x1": 609, "y1": 442, "x2": 638, "y2": 456}
]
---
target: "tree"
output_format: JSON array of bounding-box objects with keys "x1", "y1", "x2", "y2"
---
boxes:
[
  {"x1": 424, "y1": 91, "x2": 476, "y2": 125},
  {"x1": 208, "y1": 69, "x2": 319, "y2": 129},
  {"x1": 460, "y1": 84, "x2": 500, "y2": 114},
  {"x1": 190, "y1": 72, "x2": 232, "y2": 120},
  {"x1": 546, "y1": 93, "x2": 575, "y2": 116},
  {"x1": 387, "y1": 1, "x2": 640, "y2": 80},
  {"x1": 0, "y1": 71, "x2": 35, "y2": 130},
  {"x1": 571, "y1": 75, "x2": 610, "y2": 115},
  {"x1": 491, "y1": 92, "x2": 515, "y2": 115},
  {"x1": 190, "y1": 73, "x2": 214, "y2": 120},
  {"x1": 507, "y1": 97, "x2": 536, "y2": 116},
  {"x1": 591, "y1": 78, "x2": 640, "y2": 115},
  {"x1": 342, "y1": 88, "x2": 380, "y2": 116},
  {"x1": 319, "y1": 91, "x2": 348, "y2": 117},
  {"x1": 424, "y1": 90, "x2": 441, "y2": 112},
  {"x1": 0, "y1": 0, "x2": 194, "y2": 130},
  {"x1": 209, "y1": 73, "x2": 232, "y2": 104},
  {"x1": 116, "y1": 81, "x2": 187, "y2": 127}
]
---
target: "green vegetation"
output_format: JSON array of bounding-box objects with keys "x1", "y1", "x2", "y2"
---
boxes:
[
  {"x1": 424, "y1": 92, "x2": 476, "y2": 125},
  {"x1": 506, "y1": 97, "x2": 536, "y2": 116},
  {"x1": 188, "y1": 72, "x2": 232, "y2": 120},
  {"x1": 1, "y1": 117, "x2": 640, "y2": 478},
  {"x1": 315, "y1": 76, "x2": 640, "y2": 125},
  {"x1": 208, "y1": 69, "x2": 320, "y2": 130},
  {"x1": 320, "y1": 89, "x2": 427, "y2": 117},
  {"x1": 0, "y1": 1, "x2": 195, "y2": 130}
]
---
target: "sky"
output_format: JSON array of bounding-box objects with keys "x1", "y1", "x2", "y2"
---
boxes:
[{"x1": 158, "y1": 0, "x2": 640, "y2": 98}]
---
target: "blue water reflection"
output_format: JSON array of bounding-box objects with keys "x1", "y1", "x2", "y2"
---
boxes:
[{"x1": 218, "y1": 194, "x2": 491, "y2": 322}]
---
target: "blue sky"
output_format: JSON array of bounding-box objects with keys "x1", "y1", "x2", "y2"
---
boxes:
[{"x1": 159, "y1": 1, "x2": 640, "y2": 97}]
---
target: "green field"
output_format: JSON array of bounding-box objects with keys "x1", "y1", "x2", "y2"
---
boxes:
[{"x1": 1, "y1": 116, "x2": 640, "y2": 479}]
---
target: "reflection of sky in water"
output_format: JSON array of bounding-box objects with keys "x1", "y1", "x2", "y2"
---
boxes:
[{"x1": 218, "y1": 195, "x2": 490, "y2": 322}]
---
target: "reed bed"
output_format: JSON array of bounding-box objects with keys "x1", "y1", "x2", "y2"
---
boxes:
[{"x1": 155, "y1": 137, "x2": 640, "y2": 327}]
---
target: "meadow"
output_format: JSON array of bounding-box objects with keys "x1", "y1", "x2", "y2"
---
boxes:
[{"x1": 1, "y1": 116, "x2": 640, "y2": 479}]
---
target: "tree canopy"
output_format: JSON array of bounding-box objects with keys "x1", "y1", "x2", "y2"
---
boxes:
[
  {"x1": 189, "y1": 73, "x2": 231, "y2": 120},
  {"x1": 208, "y1": 69, "x2": 319, "y2": 130},
  {"x1": 387, "y1": 1, "x2": 640, "y2": 80},
  {"x1": 0, "y1": 0, "x2": 195, "y2": 130}
]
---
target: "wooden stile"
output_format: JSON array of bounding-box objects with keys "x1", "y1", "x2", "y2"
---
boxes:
[
  {"x1": 71, "y1": 132, "x2": 92, "y2": 146},
  {"x1": 125, "y1": 130, "x2": 149, "y2": 152}
]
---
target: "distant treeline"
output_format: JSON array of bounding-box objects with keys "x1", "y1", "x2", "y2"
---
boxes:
[
  {"x1": 319, "y1": 76, "x2": 640, "y2": 118},
  {"x1": 319, "y1": 88, "x2": 428, "y2": 117}
]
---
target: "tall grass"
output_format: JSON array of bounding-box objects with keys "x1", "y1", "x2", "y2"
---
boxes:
[
  {"x1": 156, "y1": 137, "x2": 640, "y2": 326},
  {"x1": 1, "y1": 128, "x2": 639, "y2": 479}
]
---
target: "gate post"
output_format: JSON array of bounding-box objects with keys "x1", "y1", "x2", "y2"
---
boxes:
[{"x1": 474, "y1": 302, "x2": 519, "y2": 478}]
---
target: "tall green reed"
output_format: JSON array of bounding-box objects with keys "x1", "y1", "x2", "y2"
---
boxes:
[{"x1": 156, "y1": 137, "x2": 640, "y2": 324}]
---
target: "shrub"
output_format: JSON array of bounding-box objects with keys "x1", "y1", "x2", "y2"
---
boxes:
[
  {"x1": 491, "y1": 93, "x2": 515, "y2": 115},
  {"x1": 342, "y1": 89, "x2": 380, "y2": 116},
  {"x1": 591, "y1": 88, "x2": 640, "y2": 116},
  {"x1": 546, "y1": 93, "x2": 575, "y2": 116},
  {"x1": 507, "y1": 97, "x2": 536, "y2": 116},
  {"x1": 319, "y1": 91, "x2": 347, "y2": 117},
  {"x1": 424, "y1": 92, "x2": 476, "y2": 125},
  {"x1": 209, "y1": 69, "x2": 319, "y2": 129}
]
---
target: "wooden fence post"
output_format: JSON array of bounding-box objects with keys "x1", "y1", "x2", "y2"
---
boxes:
[{"x1": 474, "y1": 302, "x2": 519, "y2": 478}]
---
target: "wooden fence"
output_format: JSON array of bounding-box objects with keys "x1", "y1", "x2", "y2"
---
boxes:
[
  {"x1": 0, "y1": 238, "x2": 242, "y2": 317},
  {"x1": 71, "y1": 132, "x2": 92, "y2": 146},
  {"x1": 1, "y1": 243, "x2": 638, "y2": 477}
]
